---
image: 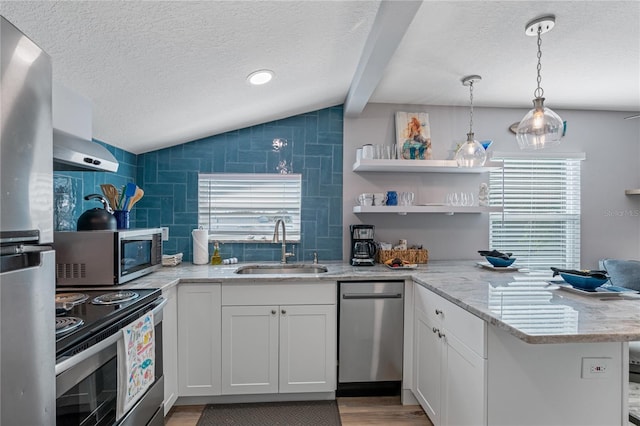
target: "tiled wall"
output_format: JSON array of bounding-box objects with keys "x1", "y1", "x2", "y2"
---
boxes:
[
  {"x1": 136, "y1": 106, "x2": 344, "y2": 262},
  {"x1": 53, "y1": 141, "x2": 138, "y2": 230}
]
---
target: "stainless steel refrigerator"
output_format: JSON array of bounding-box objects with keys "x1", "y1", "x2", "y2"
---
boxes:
[{"x1": 0, "y1": 15, "x2": 55, "y2": 425}]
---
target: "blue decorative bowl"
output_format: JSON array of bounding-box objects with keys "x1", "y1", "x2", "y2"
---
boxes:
[
  {"x1": 559, "y1": 273, "x2": 609, "y2": 290},
  {"x1": 485, "y1": 256, "x2": 516, "y2": 267}
]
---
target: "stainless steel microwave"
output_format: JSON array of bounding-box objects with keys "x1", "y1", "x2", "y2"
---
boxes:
[{"x1": 54, "y1": 228, "x2": 163, "y2": 286}]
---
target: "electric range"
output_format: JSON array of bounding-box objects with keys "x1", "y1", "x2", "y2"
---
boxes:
[
  {"x1": 55, "y1": 288, "x2": 161, "y2": 360},
  {"x1": 55, "y1": 288, "x2": 165, "y2": 426}
]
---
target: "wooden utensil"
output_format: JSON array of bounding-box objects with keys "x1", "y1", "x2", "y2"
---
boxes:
[
  {"x1": 100, "y1": 184, "x2": 119, "y2": 210},
  {"x1": 127, "y1": 188, "x2": 144, "y2": 211}
]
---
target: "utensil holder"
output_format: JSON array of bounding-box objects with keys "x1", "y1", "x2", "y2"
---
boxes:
[{"x1": 114, "y1": 210, "x2": 130, "y2": 229}]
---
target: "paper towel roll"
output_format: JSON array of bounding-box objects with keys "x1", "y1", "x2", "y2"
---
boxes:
[{"x1": 192, "y1": 228, "x2": 209, "y2": 265}]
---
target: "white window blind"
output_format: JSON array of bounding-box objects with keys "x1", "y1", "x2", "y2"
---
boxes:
[
  {"x1": 198, "y1": 173, "x2": 301, "y2": 242},
  {"x1": 489, "y1": 155, "x2": 583, "y2": 270}
]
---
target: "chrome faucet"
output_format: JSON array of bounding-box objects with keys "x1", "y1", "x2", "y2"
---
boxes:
[{"x1": 273, "y1": 219, "x2": 295, "y2": 264}]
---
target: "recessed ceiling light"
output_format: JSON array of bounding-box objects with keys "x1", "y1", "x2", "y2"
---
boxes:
[{"x1": 247, "y1": 69, "x2": 274, "y2": 86}]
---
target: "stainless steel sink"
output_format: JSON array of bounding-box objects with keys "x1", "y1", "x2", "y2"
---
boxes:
[{"x1": 234, "y1": 264, "x2": 328, "y2": 275}]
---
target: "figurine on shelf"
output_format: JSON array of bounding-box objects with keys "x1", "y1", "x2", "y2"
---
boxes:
[{"x1": 478, "y1": 183, "x2": 489, "y2": 206}]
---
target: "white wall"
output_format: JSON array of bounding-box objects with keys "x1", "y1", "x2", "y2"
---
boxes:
[{"x1": 343, "y1": 103, "x2": 640, "y2": 268}]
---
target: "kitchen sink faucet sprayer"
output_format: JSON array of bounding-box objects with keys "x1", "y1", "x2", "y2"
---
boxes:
[{"x1": 273, "y1": 219, "x2": 295, "y2": 264}]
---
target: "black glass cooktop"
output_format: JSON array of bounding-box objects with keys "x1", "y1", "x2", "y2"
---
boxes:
[{"x1": 55, "y1": 288, "x2": 161, "y2": 360}]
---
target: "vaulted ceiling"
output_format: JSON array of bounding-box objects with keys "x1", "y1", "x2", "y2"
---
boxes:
[{"x1": 1, "y1": 1, "x2": 638, "y2": 154}]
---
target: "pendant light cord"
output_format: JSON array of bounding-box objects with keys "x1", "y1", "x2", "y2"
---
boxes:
[
  {"x1": 469, "y1": 79, "x2": 474, "y2": 134},
  {"x1": 534, "y1": 26, "x2": 544, "y2": 99}
]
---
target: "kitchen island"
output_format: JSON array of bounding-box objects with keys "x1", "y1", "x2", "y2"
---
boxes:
[{"x1": 112, "y1": 260, "x2": 638, "y2": 425}]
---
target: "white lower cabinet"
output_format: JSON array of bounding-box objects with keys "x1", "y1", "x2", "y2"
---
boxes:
[
  {"x1": 278, "y1": 304, "x2": 336, "y2": 393},
  {"x1": 414, "y1": 307, "x2": 442, "y2": 424},
  {"x1": 177, "y1": 283, "x2": 222, "y2": 396},
  {"x1": 162, "y1": 285, "x2": 178, "y2": 414},
  {"x1": 413, "y1": 284, "x2": 486, "y2": 426},
  {"x1": 221, "y1": 305, "x2": 279, "y2": 394},
  {"x1": 220, "y1": 281, "x2": 337, "y2": 396},
  {"x1": 221, "y1": 303, "x2": 336, "y2": 395}
]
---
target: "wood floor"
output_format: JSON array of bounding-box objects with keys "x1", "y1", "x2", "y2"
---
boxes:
[{"x1": 165, "y1": 396, "x2": 433, "y2": 426}]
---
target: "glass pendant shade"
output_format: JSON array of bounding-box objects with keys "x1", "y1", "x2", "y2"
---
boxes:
[
  {"x1": 516, "y1": 97, "x2": 563, "y2": 150},
  {"x1": 455, "y1": 133, "x2": 487, "y2": 167}
]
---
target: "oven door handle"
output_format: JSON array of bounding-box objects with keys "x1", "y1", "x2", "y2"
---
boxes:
[
  {"x1": 151, "y1": 296, "x2": 167, "y2": 322},
  {"x1": 55, "y1": 297, "x2": 167, "y2": 376}
]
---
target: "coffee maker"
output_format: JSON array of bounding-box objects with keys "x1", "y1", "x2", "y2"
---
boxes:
[{"x1": 350, "y1": 224, "x2": 377, "y2": 266}]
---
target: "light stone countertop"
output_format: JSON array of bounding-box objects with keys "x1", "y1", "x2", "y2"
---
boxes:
[{"x1": 95, "y1": 260, "x2": 640, "y2": 344}]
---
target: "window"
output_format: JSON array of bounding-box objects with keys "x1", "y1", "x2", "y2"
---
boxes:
[
  {"x1": 489, "y1": 153, "x2": 584, "y2": 270},
  {"x1": 198, "y1": 173, "x2": 301, "y2": 242}
]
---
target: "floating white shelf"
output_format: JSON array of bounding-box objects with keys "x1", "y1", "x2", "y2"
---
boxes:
[
  {"x1": 352, "y1": 205, "x2": 502, "y2": 215},
  {"x1": 625, "y1": 189, "x2": 640, "y2": 195},
  {"x1": 352, "y1": 159, "x2": 502, "y2": 173}
]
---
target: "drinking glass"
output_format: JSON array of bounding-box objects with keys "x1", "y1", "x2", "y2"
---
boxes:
[{"x1": 374, "y1": 145, "x2": 383, "y2": 160}]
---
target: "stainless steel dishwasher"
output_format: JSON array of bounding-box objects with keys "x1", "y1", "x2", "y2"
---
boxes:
[{"x1": 338, "y1": 281, "x2": 404, "y2": 395}]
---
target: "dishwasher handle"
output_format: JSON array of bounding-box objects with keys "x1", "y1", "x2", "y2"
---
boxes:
[{"x1": 342, "y1": 293, "x2": 403, "y2": 300}]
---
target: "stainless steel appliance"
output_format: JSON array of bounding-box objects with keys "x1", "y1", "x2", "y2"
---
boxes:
[
  {"x1": 0, "y1": 16, "x2": 56, "y2": 425},
  {"x1": 54, "y1": 228, "x2": 163, "y2": 286},
  {"x1": 55, "y1": 288, "x2": 166, "y2": 425},
  {"x1": 350, "y1": 224, "x2": 377, "y2": 266},
  {"x1": 338, "y1": 281, "x2": 404, "y2": 396}
]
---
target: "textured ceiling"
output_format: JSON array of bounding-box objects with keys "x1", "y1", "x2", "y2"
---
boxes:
[{"x1": 0, "y1": 1, "x2": 638, "y2": 154}]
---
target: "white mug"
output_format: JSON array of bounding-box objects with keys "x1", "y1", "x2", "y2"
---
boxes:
[{"x1": 362, "y1": 144, "x2": 375, "y2": 160}]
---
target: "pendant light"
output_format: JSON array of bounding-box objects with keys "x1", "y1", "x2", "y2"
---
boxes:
[
  {"x1": 516, "y1": 15, "x2": 563, "y2": 150},
  {"x1": 455, "y1": 75, "x2": 487, "y2": 167}
]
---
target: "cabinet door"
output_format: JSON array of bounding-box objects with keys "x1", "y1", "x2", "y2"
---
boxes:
[
  {"x1": 221, "y1": 305, "x2": 279, "y2": 394},
  {"x1": 414, "y1": 307, "x2": 442, "y2": 425},
  {"x1": 279, "y1": 305, "x2": 336, "y2": 393},
  {"x1": 177, "y1": 283, "x2": 221, "y2": 396},
  {"x1": 442, "y1": 332, "x2": 487, "y2": 426},
  {"x1": 162, "y1": 285, "x2": 178, "y2": 414}
]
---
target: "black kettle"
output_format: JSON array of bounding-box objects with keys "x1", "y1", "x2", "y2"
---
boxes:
[{"x1": 77, "y1": 194, "x2": 117, "y2": 231}]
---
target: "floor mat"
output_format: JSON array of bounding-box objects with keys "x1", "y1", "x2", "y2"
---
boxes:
[{"x1": 197, "y1": 400, "x2": 342, "y2": 426}]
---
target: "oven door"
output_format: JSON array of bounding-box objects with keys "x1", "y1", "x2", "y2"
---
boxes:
[{"x1": 55, "y1": 299, "x2": 166, "y2": 426}]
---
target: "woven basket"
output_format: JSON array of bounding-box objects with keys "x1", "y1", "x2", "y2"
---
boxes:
[{"x1": 376, "y1": 249, "x2": 428, "y2": 264}]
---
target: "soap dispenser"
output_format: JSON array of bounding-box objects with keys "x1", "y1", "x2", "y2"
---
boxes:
[{"x1": 210, "y1": 241, "x2": 222, "y2": 265}]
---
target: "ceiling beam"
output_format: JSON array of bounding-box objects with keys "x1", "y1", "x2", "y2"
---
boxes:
[{"x1": 344, "y1": 0, "x2": 423, "y2": 117}]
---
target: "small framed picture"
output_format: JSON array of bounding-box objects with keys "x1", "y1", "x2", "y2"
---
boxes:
[{"x1": 395, "y1": 112, "x2": 432, "y2": 160}]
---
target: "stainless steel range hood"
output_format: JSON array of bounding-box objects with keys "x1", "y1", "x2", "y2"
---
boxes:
[{"x1": 53, "y1": 129, "x2": 119, "y2": 172}]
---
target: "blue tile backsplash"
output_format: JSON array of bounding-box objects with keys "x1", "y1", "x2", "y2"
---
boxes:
[{"x1": 56, "y1": 106, "x2": 344, "y2": 262}]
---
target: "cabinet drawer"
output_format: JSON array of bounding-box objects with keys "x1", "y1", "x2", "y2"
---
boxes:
[
  {"x1": 415, "y1": 283, "x2": 440, "y2": 321},
  {"x1": 222, "y1": 282, "x2": 336, "y2": 306},
  {"x1": 415, "y1": 283, "x2": 486, "y2": 357}
]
